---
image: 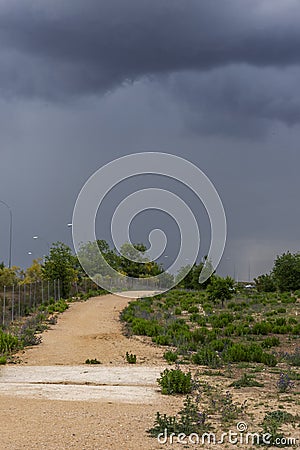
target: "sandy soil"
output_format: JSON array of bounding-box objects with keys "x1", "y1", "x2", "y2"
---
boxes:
[
  {"x1": 18, "y1": 292, "x2": 165, "y2": 366},
  {"x1": 0, "y1": 293, "x2": 184, "y2": 450}
]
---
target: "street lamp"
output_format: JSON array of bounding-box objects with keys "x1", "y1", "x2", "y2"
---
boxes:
[
  {"x1": 0, "y1": 200, "x2": 12, "y2": 268},
  {"x1": 32, "y1": 235, "x2": 50, "y2": 251}
]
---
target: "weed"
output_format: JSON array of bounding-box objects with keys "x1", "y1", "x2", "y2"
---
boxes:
[
  {"x1": 229, "y1": 373, "x2": 264, "y2": 388},
  {"x1": 277, "y1": 373, "x2": 294, "y2": 393},
  {"x1": 85, "y1": 358, "x2": 101, "y2": 364},
  {"x1": 147, "y1": 395, "x2": 209, "y2": 437},
  {"x1": 126, "y1": 351, "x2": 137, "y2": 364}
]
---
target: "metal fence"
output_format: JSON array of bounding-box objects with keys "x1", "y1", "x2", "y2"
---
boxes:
[{"x1": 0, "y1": 278, "x2": 100, "y2": 328}]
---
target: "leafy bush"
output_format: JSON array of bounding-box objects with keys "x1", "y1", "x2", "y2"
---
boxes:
[
  {"x1": 47, "y1": 299, "x2": 68, "y2": 314},
  {"x1": 164, "y1": 350, "x2": 178, "y2": 364},
  {"x1": 0, "y1": 331, "x2": 19, "y2": 354},
  {"x1": 261, "y1": 336, "x2": 280, "y2": 348},
  {"x1": 251, "y1": 321, "x2": 273, "y2": 335},
  {"x1": 157, "y1": 368, "x2": 192, "y2": 395},
  {"x1": 223, "y1": 343, "x2": 277, "y2": 366},
  {"x1": 192, "y1": 348, "x2": 221, "y2": 368}
]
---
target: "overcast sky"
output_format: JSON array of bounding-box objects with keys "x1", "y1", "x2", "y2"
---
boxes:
[{"x1": 1, "y1": 0, "x2": 300, "y2": 280}]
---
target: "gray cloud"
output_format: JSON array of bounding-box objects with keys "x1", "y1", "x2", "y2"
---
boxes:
[
  {"x1": 0, "y1": 0, "x2": 300, "y2": 99},
  {"x1": 165, "y1": 66, "x2": 300, "y2": 136}
]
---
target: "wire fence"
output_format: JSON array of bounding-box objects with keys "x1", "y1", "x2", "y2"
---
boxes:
[{"x1": 0, "y1": 278, "x2": 100, "y2": 328}]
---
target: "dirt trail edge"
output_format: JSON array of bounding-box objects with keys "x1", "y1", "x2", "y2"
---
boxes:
[{"x1": 18, "y1": 292, "x2": 164, "y2": 366}]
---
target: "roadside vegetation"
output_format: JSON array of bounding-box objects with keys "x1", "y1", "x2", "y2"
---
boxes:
[{"x1": 121, "y1": 251, "x2": 300, "y2": 446}]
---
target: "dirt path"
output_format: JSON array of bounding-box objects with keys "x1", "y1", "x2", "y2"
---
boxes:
[
  {"x1": 0, "y1": 293, "x2": 187, "y2": 450},
  {"x1": 19, "y1": 292, "x2": 164, "y2": 366}
]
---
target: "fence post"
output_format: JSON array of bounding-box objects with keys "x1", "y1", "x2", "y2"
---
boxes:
[
  {"x1": 2, "y1": 286, "x2": 6, "y2": 326},
  {"x1": 18, "y1": 284, "x2": 21, "y2": 318},
  {"x1": 11, "y1": 284, "x2": 15, "y2": 322},
  {"x1": 41, "y1": 280, "x2": 44, "y2": 304},
  {"x1": 57, "y1": 279, "x2": 60, "y2": 300},
  {"x1": 23, "y1": 284, "x2": 26, "y2": 316},
  {"x1": 29, "y1": 283, "x2": 32, "y2": 309},
  {"x1": 33, "y1": 281, "x2": 37, "y2": 308}
]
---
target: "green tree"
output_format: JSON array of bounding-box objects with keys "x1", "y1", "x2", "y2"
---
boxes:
[
  {"x1": 42, "y1": 242, "x2": 78, "y2": 298},
  {"x1": 77, "y1": 240, "x2": 118, "y2": 277},
  {"x1": 0, "y1": 265, "x2": 21, "y2": 287},
  {"x1": 272, "y1": 252, "x2": 300, "y2": 292},
  {"x1": 20, "y1": 258, "x2": 43, "y2": 284},
  {"x1": 206, "y1": 276, "x2": 234, "y2": 307},
  {"x1": 176, "y1": 262, "x2": 214, "y2": 290},
  {"x1": 119, "y1": 242, "x2": 162, "y2": 278},
  {"x1": 254, "y1": 273, "x2": 276, "y2": 292}
]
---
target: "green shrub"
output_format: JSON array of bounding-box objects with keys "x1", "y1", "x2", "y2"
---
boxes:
[
  {"x1": 148, "y1": 396, "x2": 209, "y2": 437},
  {"x1": 126, "y1": 351, "x2": 137, "y2": 364},
  {"x1": 85, "y1": 358, "x2": 101, "y2": 364},
  {"x1": 229, "y1": 373, "x2": 264, "y2": 388},
  {"x1": 0, "y1": 331, "x2": 19, "y2": 353},
  {"x1": 261, "y1": 336, "x2": 280, "y2": 348},
  {"x1": 152, "y1": 334, "x2": 171, "y2": 346},
  {"x1": 0, "y1": 355, "x2": 7, "y2": 364},
  {"x1": 157, "y1": 368, "x2": 192, "y2": 395},
  {"x1": 164, "y1": 350, "x2": 178, "y2": 364},
  {"x1": 223, "y1": 343, "x2": 277, "y2": 366},
  {"x1": 251, "y1": 321, "x2": 272, "y2": 335},
  {"x1": 192, "y1": 348, "x2": 221, "y2": 368}
]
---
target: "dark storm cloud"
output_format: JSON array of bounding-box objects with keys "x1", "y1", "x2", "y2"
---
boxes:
[
  {"x1": 0, "y1": 0, "x2": 300, "y2": 99},
  {"x1": 166, "y1": 65, "x2": 300, "y2": 137}
]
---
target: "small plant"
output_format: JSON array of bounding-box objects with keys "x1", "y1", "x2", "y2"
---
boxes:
[
  {"x1": 0, "y1": 355, "x2": 7, "y2": 365},
  {"x1": 219, "y1": 391, "x2": 247, "y2": 423},
  {"x1": 261, "y1": 410, "x2": 297, "y2": 445},
  {"x1": 126, "y1": 351, "x2": 137, "y2": 364},
  {"x1": 147, "y1": 412, "x2": 179, "y2": 437},
  {"x1": 261, "y1": 336, "x2": 280, "y2": 348},
  {"x1": 283, "y1": 348, "x2": 300, "y2": 366},
  {"x1": 157, "y1": 367, "x2": 192, "y2": 395},
  {"x1": 0, "y1": 331, "x2": 19, "y2": 353},
  {"x1": 276, "y1": 373, "x2": 294, "y2": 393},
  {"x1": 85, "y1": 358, "x2": 101, "y2": 364},
  {"x1": 147, "y1": 395, "x2": 209, "y2": 437},
  {"x1": 229, "y1": 373, "x2": 264, "y2": 388},
  {"x1": 163, "y1": 350, "x2": 178, "y2": 364}
]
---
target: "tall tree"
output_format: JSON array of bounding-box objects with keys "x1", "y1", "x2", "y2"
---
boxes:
[
  {"x1": 272, "y1": 252, "x2": 300, "y2": 292},
  {"x1": 42, "y1": 242, "x2": 78, "y2": 298}
]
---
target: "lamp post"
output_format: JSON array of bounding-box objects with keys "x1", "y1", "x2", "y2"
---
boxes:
[
  {"x1": 32, "y1": 235, "x2": 50, "y2": 252},
  {"x1": 0, "y1": 200, "x2": 12, "y2": 268}
]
